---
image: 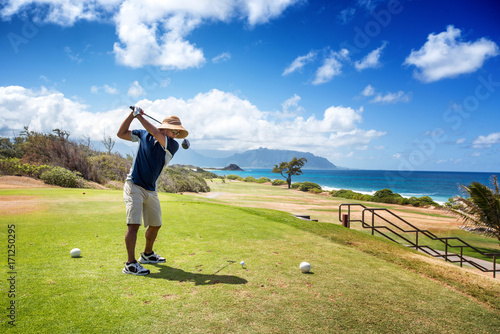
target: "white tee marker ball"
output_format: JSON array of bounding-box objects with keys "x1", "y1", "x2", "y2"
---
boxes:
[
  {"x1": 240, "y1": 261, "x2": 245, "y2": 266},
  {"x1": 70, "y1": 248, "x2": 81, "y2": 258},
  {"x1": 299, "y1": 262, "x2": 311, "y2": 273}
]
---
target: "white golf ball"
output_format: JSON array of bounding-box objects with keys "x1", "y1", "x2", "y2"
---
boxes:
[
  {"x1": 240, "y1": 261, "x2": 245, "y2": 266},
  {"x1": 70, "y1": 248, "x2": 81, "y2": 258},
  {"x1": 299, "y1": 262, "x2": 311, "y2": 273}
]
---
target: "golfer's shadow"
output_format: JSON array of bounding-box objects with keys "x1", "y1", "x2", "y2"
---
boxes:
[{"x1": 146, "y1": 264, "x2": 247, "y2": 286}]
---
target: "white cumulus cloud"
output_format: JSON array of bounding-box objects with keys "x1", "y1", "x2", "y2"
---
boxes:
[
  {"x1": 1, "y1": 0, "x2": 302, "y2": 70},
  {"x1": 360, "y1": 85, "x2": 411, "y2": 104},
  {"x1": 212, "y1": 52, "x2": 231, "y2": 63},
  {"x1": 0, "y1": 0, "x2": 121, "y2": 25},
  {"x1": 337, "y1": 8, "x2": 355, "y2": 25},
  {"x1": 282, "y1": 51, "x2": 317, "y2": 76},
  {"x1": 355, "y1": 41, "x2": 388, "y2": 71},
  {"x1": 0, "y1": 85, "x2": 386, "y2": 161},
  {"x1": 0, "y1": 85, "x2": 123, "y2": 139},
  {"x1": 312, "y1": 49, "x2": 349, "y2": 85},
  {"x1": 472, "y1": 132, "x2": 500, "y2": 148},
  {"x1": 279, "y1": 94, "x2": 304, "y2": 118},
  {"x1": 127, "y1": 81, "x2": 145, "y2": 98},
  {"x1": 404, "y1": 25, "x2": 499, "y2": 83},
  {"x1": 241, "y1": 0, "x2": 303, "y2": 26},
  {"x1": 91, "y1": 84, "x2": 119, "y2": 95},
  {"x1": 370, "y1": 90, "x2": 411, "y2": 104},
  {"x1": 361, "y1": 85, "x2": 375, "y2": 97}
]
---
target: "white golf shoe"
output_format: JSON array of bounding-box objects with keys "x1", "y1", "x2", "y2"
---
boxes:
[{"x1": 138, "y1": 251, "x2": 166, "y2": 264}]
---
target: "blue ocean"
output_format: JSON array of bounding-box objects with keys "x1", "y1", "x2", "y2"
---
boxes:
[{"x1": 208, "y1": 169, "x2": 499, "y2": 204}]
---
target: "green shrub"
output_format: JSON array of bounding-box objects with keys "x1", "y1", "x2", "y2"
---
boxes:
[
  {"x1": 0, "y1": 158, "x2": 50, "y2": 178},
  {"x1": 416, "y1": 196, "x2": 438, "y2": 206},
  {"x1": 200, "y1": 171, "x2": 220, "y2": 179},
  {"x1": 309, "y1": 188, "x2": 323, "y2": 194},
  {"x1": 298, "y1": 182, "x2": 321, "y2": 192},
  {"x1": 157, "y1": 167, "x2": 209, "y2": 193},
  {"x1": 444, "y1": 197, "x2": 460, "y2": 209},
  {"x1": 227, "y1": 174, "x2": 243, "y2": 181},
  {"x1": 398, "y1": 198, "x2": 411, "y2": 205},
  {"x1": 406, "y1": 196, "x2": 439, "y2": 208},
  {"x1": 272, "y1": 179, "x2": 287, "y2": 186},
  {"x1": 331, "y1": 189, "x2": 358, "y2": 199},
  {"x1": 408, "y1": 197, "x2": 420, "y2": 207},
  {"x1": 373, "y1": 188, "x2": 403, "y2": 204},
  {"x1": 257, "y1": 177, "x2": 271, "y2": 184},
  {"x1": 88, "y1": 154, "x2": 131, "y2": 182},
  {"x1": 360, "y1": 194, "x2": 373, "y2": 201},
  {"x1": 40, "y1": 167, "x2": 85, "y2": 188},
  {"x1": 331, "y1": 187, "x2": 439, "y2": 207},
  {"x1": 291, "y1": 183, "x2": 301, "y2": 189},
  {"x1": 244, "y1": 176, "x2": 257, "y2": 183}
]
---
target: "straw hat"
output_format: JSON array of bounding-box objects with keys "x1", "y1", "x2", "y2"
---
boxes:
[{"x1": 158, "y1": 116, "x2": 189, "y2": 139}]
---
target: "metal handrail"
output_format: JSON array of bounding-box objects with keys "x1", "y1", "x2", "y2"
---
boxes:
[{"x1": 339, "y1": 203, "x2": 500, "y2": 278}]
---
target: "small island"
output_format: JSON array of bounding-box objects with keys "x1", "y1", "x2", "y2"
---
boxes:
[{"x1": 221, "y1": 164, "x2": 243, "y2": 171}]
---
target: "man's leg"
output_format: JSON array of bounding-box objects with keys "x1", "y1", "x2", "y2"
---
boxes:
[
  {"x1": 123, "y1": 223, "x2": 150, "y2": 275},
  {"x1": 138, "y1": 190, "x2": 165, "y2": 264},
  {"x1": 138, "y1": 225, "x2": 165, "y2": 264},
  {"x1": 122, "y1": 181, "x2": 150, "y2": 275},
  {"x1": 143, "y1": 190, "x2": 162, "y2": 255},
  {"x1": 125, "y1": 224, "x2": 140, "y2": 263},
  {"x1": 144, "y1": 225, "x2": 161, "y2": 254}
]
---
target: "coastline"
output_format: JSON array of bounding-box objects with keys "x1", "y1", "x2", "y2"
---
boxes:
[{"x1": 205, "y1": 168, "x2": 499, "y2": 204}]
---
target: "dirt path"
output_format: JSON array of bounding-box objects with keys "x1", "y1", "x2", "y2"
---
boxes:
[{"x1": 0, "y1": 176, "x2": 55, "y2": 189}]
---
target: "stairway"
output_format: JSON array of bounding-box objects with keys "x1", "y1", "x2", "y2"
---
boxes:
[{"x1": 339, "y1": 203, "x2": 499, "y2": 278}]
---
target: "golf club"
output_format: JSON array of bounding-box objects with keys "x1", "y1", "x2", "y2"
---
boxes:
[{"x1": 129, "y1": 106, "x2": 161, "y2": 124}]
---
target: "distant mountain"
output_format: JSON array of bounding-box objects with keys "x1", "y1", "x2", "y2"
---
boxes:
[{"x1": 174, "y1": 147, "x2": 337, "y2": 170}]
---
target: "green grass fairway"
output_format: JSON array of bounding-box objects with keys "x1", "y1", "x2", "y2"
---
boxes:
[
  {"x1": 1, "y1": 187, "x2": 499, "y2": 333},
  {"x1": 204, "y1": 180, "x2": 500, "y2": 264}
]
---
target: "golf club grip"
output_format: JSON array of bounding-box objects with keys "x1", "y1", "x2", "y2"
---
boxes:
[{"x1": 129, "y1": 106, "x2": 161, "y2": 124}]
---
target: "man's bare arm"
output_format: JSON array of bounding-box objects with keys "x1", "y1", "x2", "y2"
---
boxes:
[
  {"x1": 117, "y1": 111, "x2": 134, "y2": 141},
  {"x1": 135, "y1": 115, "x2": 166, "y2": 148}
]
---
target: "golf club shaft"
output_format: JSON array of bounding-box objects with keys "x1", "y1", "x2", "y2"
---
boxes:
[
  {"x1": 129, "y1": 106, "x2": 161, "y2": 124},
  {"x1": 143, "y1": 113, "x2": 161, "y2": 124}
]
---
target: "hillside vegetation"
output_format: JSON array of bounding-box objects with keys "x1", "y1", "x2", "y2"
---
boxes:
[{"x1": 0, "y1": 128, "x2": 214, "y2": 192}]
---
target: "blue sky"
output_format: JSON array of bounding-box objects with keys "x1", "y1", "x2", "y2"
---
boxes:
[{"x1": 1, "y1": 0, "x2": 499, "y2": 172}]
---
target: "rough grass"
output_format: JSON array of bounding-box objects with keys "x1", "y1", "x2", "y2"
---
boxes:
[{"x1": 0, "y1": 187, "x2": 499, "y2": 333}]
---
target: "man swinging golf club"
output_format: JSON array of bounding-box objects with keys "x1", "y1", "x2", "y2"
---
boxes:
[{"x1": 117, "y1": 106, "x2": 188, "y2": 275}]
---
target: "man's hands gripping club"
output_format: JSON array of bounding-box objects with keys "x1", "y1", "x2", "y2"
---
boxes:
[
  {"x1": 130, "y1": 106, "x2": 162, "y2": 124},
  {"x1": 127, "y1": 106, "x2": 190, "y2": 150}
]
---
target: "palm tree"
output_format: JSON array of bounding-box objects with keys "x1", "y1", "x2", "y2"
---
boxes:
[{"x1": 448, "y1": 175, "x2": 500, "y2": 241}]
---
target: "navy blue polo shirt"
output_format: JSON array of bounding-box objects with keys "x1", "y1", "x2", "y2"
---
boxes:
[{"x1": 126, "y1": 129, "x2": 179, "y2": 191}]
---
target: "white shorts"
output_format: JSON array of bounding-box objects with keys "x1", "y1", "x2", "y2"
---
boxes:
[{"x1": 123, "y1": 180, "x2": 162, "y2": 227}]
